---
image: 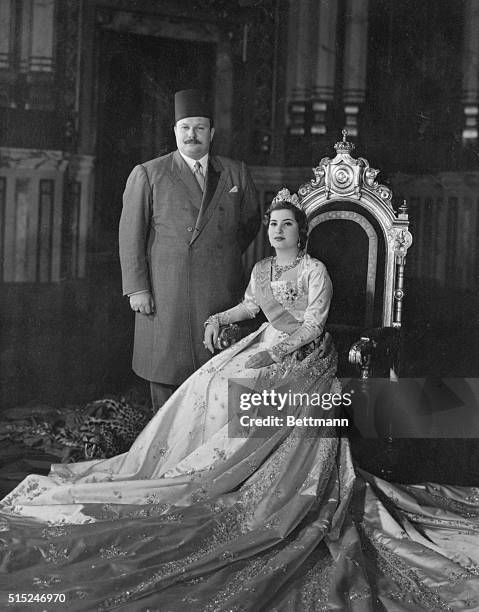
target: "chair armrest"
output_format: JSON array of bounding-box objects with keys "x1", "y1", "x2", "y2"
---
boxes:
[
  {"x1": 349, "y1": 327, "x2": 401, "y2": 379},
  {"x1": 216, "y1": 319, "x2": 263, "y2": 350},
  {"x1": 216, "y1": 324, "x2": 242, "y2": 349}
]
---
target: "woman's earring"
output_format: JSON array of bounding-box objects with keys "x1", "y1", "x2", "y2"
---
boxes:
[{"x1": 297, "y1": 239, "x2": 301, "y2": 247}]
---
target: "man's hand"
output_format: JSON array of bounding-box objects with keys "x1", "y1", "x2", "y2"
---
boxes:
[
  {"x1": 245, "y1": 351, "x2": 274, "y2": 369},
  {"x1": 130, "y1": 291, "x2": 155, "y2": 315},
  {"x1": 203, "y1": 323, "x2": 218, "y2": 354}
]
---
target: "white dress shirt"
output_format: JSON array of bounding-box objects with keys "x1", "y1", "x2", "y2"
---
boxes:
[{"x1": 179, "y1": 152, "x2": 209, "y2": 176}]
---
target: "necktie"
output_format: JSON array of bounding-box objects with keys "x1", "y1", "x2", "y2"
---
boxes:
[{"x1": 193, "y1": 161, "x2": 205, "y2": 192}]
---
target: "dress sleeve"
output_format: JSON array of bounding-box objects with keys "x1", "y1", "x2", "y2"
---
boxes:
[
  {"x1": 268, "y1": 262, "x2": 332, "y2": 362},
  {"x1": 208, "y1": 264, "x2": 261, "y2": 325},
  {"x1": 239, "y1": 265, "x2": 261, "y2": 318}
]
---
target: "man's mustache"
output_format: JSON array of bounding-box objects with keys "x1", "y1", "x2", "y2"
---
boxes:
[{"x1": 184, "y1": 138, "x2": 201, "y2": 144}]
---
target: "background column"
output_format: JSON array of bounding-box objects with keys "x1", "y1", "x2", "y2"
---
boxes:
[
  {"x1": 342, "y1": 0, "x2": 369, "y2": 138},
  {"x1": 311, "y1": 0, "x2": 338, "y2": 139},
  {"x1": 286, "y1": 0, "x2": 313, "y2": 138},
  {"x1": 462, "y1": 0, "x2": 479, "y2": 143}
]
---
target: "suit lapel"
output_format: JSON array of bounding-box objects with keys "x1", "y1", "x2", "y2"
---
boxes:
[
  {"x1": 190, "y1": 156, "x2": 228, "y2": 244},
  {"x1": 202, "y1": 161, "x2": 220, "y2": 212},
  {"x1": 171, "y1": 150, "x2": 203, "y2": 209}
]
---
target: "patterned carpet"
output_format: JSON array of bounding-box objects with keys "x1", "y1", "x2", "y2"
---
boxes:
[{"x1": 0, "y1": 390, "x2": 154, "y2": 498}]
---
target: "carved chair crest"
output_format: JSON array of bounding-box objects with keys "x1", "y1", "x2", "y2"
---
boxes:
[
  {"x1": 298, "y1": 130, "x2": 412, "y2": 329},
  {"x1": 272, "y1": 130, "x2": 413, "y2": 378}
]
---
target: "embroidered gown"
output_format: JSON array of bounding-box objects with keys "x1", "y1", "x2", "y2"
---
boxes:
[{"x1": 1, "y1": 254, "x2": 479, "y2": 611}]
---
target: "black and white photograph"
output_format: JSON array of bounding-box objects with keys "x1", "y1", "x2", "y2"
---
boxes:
[{"x1": 1, "y1": 0, "x2": 479, "y2": 610}]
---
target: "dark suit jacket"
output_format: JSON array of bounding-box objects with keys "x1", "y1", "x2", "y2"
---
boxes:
[{"x1": 119, "y1": 150, "x2": 260, "y2": 384}]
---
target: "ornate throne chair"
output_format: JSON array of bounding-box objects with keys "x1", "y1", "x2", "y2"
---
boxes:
[{"x1": 298, "y1": 131, "x2": 413, "y2": 379}]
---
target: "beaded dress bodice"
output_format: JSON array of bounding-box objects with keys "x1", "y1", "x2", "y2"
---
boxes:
[{"x1": 270, "y1": 279, "x2": 304, "y2": 307}]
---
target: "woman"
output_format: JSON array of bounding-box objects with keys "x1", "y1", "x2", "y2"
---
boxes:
[{"x1": 1, "y1": 195, "x2": 479, "y2": 610}]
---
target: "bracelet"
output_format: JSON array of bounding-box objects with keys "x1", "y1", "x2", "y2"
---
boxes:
[
  {"x1": 204, "y1": 315, "x2": 220, "y2": 329},
  {"x1": 267, "y1": 347, "x2": 283, "y2": 363},
  {"x1": 204, "y1": 312, "x2": 230, "y2": 328}
]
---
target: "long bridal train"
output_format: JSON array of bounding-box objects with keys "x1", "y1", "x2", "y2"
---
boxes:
[{"x1": 1, "y1": 255, "x2": 479, "y2": 610}]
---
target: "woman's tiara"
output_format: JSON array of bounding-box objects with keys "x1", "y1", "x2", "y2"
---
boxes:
[{"x1": 270, "y1": 187, "x2": 303, "y2": 210}]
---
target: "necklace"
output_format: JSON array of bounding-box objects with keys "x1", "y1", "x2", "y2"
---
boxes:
[{"x1": 272, "y1": 253, "x2": 303, "y2": 281}]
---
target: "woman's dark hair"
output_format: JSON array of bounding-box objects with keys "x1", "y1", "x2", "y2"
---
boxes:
[{"x1": 263, "y1": 201, "x2": 308, "y2": 249}]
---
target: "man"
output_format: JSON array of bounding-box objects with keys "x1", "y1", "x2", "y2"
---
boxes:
[{"x1": 119, "y1": 89, "x2": 260, "y2": 411}]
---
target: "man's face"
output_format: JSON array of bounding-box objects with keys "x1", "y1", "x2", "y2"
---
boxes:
[{"x1": 174, "y1": 117, "x2": 214, "y2": 160}]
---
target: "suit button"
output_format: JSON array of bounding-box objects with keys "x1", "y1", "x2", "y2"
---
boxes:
[{"x1": 187, "y1": 226, "x2": 193, "y2": 232}]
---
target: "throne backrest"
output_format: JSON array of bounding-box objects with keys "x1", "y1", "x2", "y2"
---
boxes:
[{"x1": 299, "y1": 131, "x2": 412, "y2": 329}]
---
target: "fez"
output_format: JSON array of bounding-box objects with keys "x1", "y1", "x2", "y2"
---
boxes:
[{"x1": 174, "y1": 89, "x2": 212, "y2": 122}]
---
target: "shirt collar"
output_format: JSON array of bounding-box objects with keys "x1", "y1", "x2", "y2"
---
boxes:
[{"x1": 179, "y1": 151, "x2": 209, "y2": 173}]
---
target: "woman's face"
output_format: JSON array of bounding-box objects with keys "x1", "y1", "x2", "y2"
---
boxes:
[{"x1": 268, "y1": 209, "x2": 300, "y2": 251}]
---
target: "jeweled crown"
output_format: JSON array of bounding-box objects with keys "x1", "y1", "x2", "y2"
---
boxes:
[
  {"x1": 334, "y1": 129, "x2": 355, "y2": 154},
  {"x1": 270, "y1": 187, "x2": 302, "y2": 210}
]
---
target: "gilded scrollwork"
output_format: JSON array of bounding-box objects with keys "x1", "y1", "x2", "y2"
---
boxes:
[
  {"x1": 388, "y1": 228, "x2": 413, "y2": 257},
  {"x1": 295, "y1": 131, "x2": 411, "y2": 329},
  {"x1": 331, "y1": 164, "x2": 354, "y2": 192},
  {"x1": 362, "y1": 160, "x2": 393, "y2": 204},
  {"x1": 312, "y1": 163, "x2": 327, "y2": 187},
  {"x1": 363, "y1": 163, "x2": 380, "y2": 186},
  {"x1": 297, "y1": 132, "x2": 394, "y2": 208},
  {"x1": 299, "y1": 164, "x2": 326, "y2": 197}
]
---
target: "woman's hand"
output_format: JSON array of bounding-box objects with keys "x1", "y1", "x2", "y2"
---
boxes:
[
  {"x1": 203, "y1": 323, "x2": 218, "y2": 353},
  {"x1": 245, "y1": 351, "x2": 274, "y2": 369}
]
